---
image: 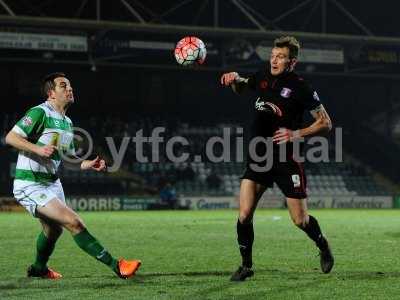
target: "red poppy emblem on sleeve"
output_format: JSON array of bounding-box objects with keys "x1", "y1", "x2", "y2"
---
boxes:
[{"x1": 259, "y1": 80, "x2": 268, "y2": 89}]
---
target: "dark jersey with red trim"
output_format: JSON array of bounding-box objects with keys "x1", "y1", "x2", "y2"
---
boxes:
[{"x1": 247, "y1": 68, "x2": 321, "y2": 139}]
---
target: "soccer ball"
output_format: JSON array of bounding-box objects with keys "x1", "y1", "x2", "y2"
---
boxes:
[{"x1": 174, "y1": 36, "x2": 207, "y2": 66}]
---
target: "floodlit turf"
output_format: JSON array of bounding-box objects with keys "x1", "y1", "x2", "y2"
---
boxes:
[{"x1": 1, "y1": 209, "x2": 400, "y2": 299}]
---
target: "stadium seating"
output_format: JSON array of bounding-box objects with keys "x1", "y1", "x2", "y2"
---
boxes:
[{"x1": 1, "y1": 115, "x2": 392, "y2": 197}]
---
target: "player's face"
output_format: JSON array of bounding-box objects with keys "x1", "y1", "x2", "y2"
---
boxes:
[
  {"x1": 50, "y1": 77, "x2": 74, "y2": 105},
  {"x1": 270, "y1": 47, "x2": 292, "y2": 76}
]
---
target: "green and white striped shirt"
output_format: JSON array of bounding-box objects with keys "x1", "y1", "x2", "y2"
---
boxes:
[{"x1": 12, "y1": 101, "x2": 75, "y2": 183}]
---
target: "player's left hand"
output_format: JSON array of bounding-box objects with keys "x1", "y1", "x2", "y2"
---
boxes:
[
  {"x1": 272, "y1": 128, "x2": 301, "y2": 144},
  {"x1": 81, "y1": 156, "x2": 107, "y2": 171},
  {"x1": 220, "y1": 72, "x2": 239, "y2": 86}
]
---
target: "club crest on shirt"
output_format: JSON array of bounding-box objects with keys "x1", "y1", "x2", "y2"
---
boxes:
[
  {"x1": 21, "y1": 116, "x2": 33, "y2": 127},
  {"x1": 280, "y1": 87, "x2": 292, "y2": 98}
]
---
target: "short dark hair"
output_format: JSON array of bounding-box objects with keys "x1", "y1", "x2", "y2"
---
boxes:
[
  {"x1": 42, "y1": 72, "x2": 66, "y2": 97},
  {"x1": 273, "y1": 36, "x2": 300, "y2": 59}
]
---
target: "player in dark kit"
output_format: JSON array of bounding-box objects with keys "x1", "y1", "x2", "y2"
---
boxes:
[{"x1": 220, "y1": 36, "x2": 334, "y2": 281}]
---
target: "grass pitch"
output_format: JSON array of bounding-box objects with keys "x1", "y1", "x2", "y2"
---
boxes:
[{"x1": 1, "y1": 209, "x2": 400, "y2": 299}]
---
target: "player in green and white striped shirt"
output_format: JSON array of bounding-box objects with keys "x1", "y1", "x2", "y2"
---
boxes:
[{"x1": 6, "y1": 72, "x2": 141, "y2": 279}]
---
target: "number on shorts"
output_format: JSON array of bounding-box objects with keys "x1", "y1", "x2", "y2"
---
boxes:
[{"x1": 292, "y1": 174, "x2": 301, "y2": 188}]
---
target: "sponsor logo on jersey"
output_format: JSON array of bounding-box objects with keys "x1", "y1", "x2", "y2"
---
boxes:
[
  {"x1": 255, "y1": 98, "x2": 283, "y2": 116},
  {"x1": 21, "y1": 116, "x2": 33, "y2": 127},
  {"x1": 313, "y1": 91, "x2": 320, "y2": 101},
  {"x1": 255, "y1": 98, "x2": 266, "y2": 111},
  {"x1": 54, "y1": 120, "x2": 60, "y2": 127},
  {"x1": 280, "y1": 87, "x2": 292, "y2": 98}
]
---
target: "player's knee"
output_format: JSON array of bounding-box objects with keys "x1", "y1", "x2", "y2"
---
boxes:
[
  {"x1": 292, "y1": 216, "x2": 307, "y2": 228},
  {"x1": 239, "y1": 210, "x2": 253, "y2": 224},
  {"x1": 65, "y1": 217, "x2": 85, "y2": 233}
]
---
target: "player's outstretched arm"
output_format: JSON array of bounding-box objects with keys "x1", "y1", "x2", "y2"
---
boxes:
[
  {"x1": 5, "y1": 131, "x2": 56, "y2": 158},
  {"x1": 220, "y1": 72, "x2": 249, "y2": 94}
]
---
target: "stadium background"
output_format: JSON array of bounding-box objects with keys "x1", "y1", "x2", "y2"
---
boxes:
[{"x1": 1, "y1": 0, "x2": 400, "y2": 210}]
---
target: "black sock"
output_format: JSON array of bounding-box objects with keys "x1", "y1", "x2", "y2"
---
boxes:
[
  {"x1": 237, "y1": 219, "x2": 254, "y2": 268},
  {"x1": 300, "y1": 215, "x2": 328, "y2": 250}
]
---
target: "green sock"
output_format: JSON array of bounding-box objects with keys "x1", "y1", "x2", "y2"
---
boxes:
[
  {"x1": 32, "y1": 231, "x2": 56, "y2": 271},
  {"x1": 73, "y1": 229, "x2": 118, "y2": 272}
]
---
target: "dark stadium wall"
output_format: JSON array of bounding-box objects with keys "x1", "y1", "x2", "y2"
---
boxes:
[
  {"x1": 1, "y1": 63, "x2": 252, "y2": 123},
  {"x1": 2, "y1": 62, "x2": 398, "y2": 127}
]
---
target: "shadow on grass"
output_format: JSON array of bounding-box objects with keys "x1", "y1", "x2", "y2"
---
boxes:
[
  {"x1": 137, "y1": 270, "x2": 233, "y2": 278},
  {"x1": 384, "y1": 232, "x2": 400, "y2": 238},
  {"x1": 3, "y1": 269, "x2": 400, "y2": 294},
  {"x1": 256, "y1": 269, "x2": 400, "y2": 280},
  {"x1": 133, "y1": 268, "x2": 318, "y2": 283},
  {"x1": 336, "y1": 271, "x2": 400, "y2": 280}
]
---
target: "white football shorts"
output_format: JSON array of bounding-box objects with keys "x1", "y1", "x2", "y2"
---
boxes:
[{"x1": 13, "y1": 179, "x2": 66, "y2": 217}]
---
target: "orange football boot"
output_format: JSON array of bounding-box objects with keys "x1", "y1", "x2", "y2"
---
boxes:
[
  {"x1": 27, "y1": 266, "x2": 63, "y2": 279},
  {"x1": 117, "y1": 259, "x2": 141, "y2": 279}
]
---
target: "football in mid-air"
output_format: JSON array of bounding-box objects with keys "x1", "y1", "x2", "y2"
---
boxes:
[{"x1": 174, "y1": 36, "x2": 207, "y2": 66}]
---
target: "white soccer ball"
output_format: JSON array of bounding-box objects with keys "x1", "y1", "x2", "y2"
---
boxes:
[{"x1": 174, "y1": 36, "x2": 207, "y2": 66}]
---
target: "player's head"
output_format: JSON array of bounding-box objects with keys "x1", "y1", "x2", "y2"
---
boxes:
[
  {"x1": 42, "y1": 72, "x2": 74, "y2": 105},
  {"x1": 270, "y1": 36, "x2": 300, "y2": 76}
]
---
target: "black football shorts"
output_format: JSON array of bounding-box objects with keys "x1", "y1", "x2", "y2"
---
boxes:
[{"x1": 241, "y1": 156, "x2": 307, "y2": 199}]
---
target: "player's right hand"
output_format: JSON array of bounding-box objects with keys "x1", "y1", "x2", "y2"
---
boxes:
[
  {"x1": 220, "y1": 72, "x2": 239, "y2": 86},
  {"x1": 35, "y1": 145, "x2": 57, "y2": 158}
]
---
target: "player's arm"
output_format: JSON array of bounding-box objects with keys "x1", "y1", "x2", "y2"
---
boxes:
[
  {"x1": 273, "y1": 104, "x2": 332, "y2": 144},
  {"x1": 220, "y1": 72, "x2": 249, "y2": 94},
  {"x1": 301, "y1": 104, "x2": 332, "y2": 136},
  {"x1": 62, "y1": 145, "x2": 106, "y2": 172},
  {"x1": 62, "y1": 156, "x2": 106, "y2": 172},
  {"x1": 64, "y1": 154, "x2": 106, "y2": 171},
  {"x1": 5, "y1": 108, "x2": 56, "y2": 158},
  {"x1": 5, "y1": 131, "x2": 56, "y2": 158},
  {"x1": 80, "y1": 156, "x2": 106, "y2": 171}
]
